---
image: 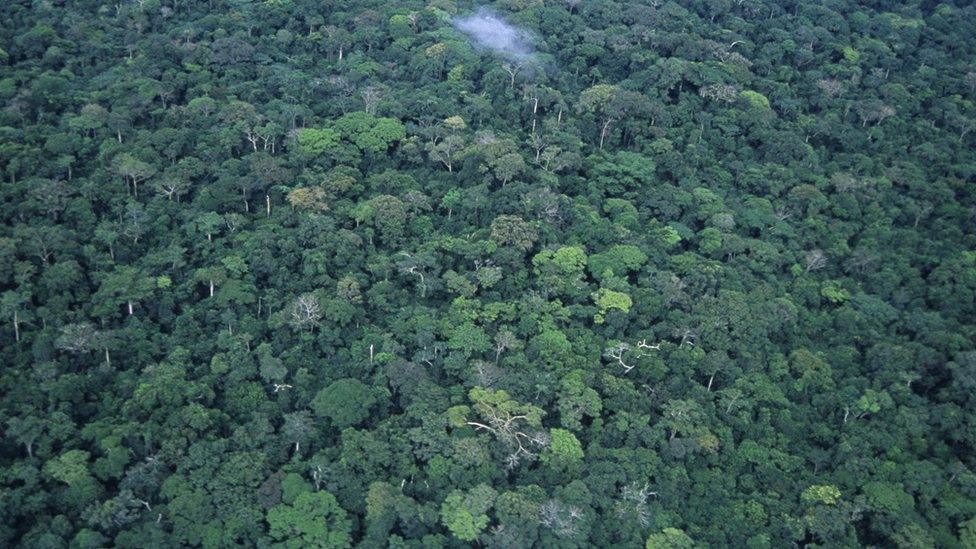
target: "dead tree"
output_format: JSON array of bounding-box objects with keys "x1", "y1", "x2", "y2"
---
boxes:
[
  {"x1": 501, "y1": 61, "x2": 526, "y2": 89},
  {"x1": 805, "y1": 249, "x2": 827, "y2": 272},
  {"x1": 289, "y1": 293, "x2": 322, "y2": 332},
  {"x1": 604, "y1": 342, "x2": 634, "y2": 374},
  {"x1": 616, "y1": 481, "x2": 657, "y2": 527},
  {"x1": 540, "y1": 499, "x2": 585, "y2": 538}
]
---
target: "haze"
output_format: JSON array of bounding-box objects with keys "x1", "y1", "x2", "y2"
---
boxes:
[{"x1": 452, "y1": 8, "x2": 534, "y2": 59}]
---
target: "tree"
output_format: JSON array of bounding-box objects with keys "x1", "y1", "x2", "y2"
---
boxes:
[
  {"x1": 428, "y1": 134, "x2": 466, "y2": 173},
  {"x1": 112, "y1": 153, "x2": 156, "y2": 197},
  {"x1": 453, "y1": 388, "x2": 547, "y2": 469},
  {"x1": 54, "y1": 322, "x2": 98, "y2": 354},
  {"x1": 490, "y1": 215, "x2": 537, "y2": 252},
  {"x1": 440, "y1": 484, "x2": 497, "y2": 542},
  {"x1": 282, "y1": 411, "x2": 314, "y2": 454},
  {"x1": 660, "y1": 399, "x2": 705, "y2": 442},
  {"x1": 802, "y1": 485, "x2": 842, "y2": 507},
  {"x1": 541, "y1": 428, "x2": 583, "y2": 471},
  {"x1": 591, "y1": 288, "x2": 632, "y2": 324},
  {"x1": 92, "y1": 267, "x2": 154, "y2": 318},
  {"x1": 578, "y1": 84, "x2": 650, "y2": 149},
  {"x1": 296, "y1": 127, "x2": 340, "y2": 157},
  {"x1": 6, "y1": 415, "x2": 45, "y2": 458},
  {"x1": 368, "y1": 195, "x2": 407, "y2": 245},
  {"x1": 311, "y1": 379, "x2": 380, "y2": 429},
  {"x1": 287, "y1": 187, "x2": 330, "y2": 213},
  {"x1": 266, "y1": 490, "x2": 352, "y2": 548},
  {"x1": 645, "y1": 527, "x2": 695, "y2": 548},
  {"x1": 289, "y1": 293, "x2": 322, "y2": 332},
  {"x1": 557, "y1": 370, "x2": 602, "y2": 430},
  {"x1": 533, "y1": 246, "x2": 587, "y2": 297},
  {"x1": 588, "y1": 245, "x2": 647, "y2": 282},
  {"x1": 1, "y1": 289, "x2": 30, "y2": 342}
]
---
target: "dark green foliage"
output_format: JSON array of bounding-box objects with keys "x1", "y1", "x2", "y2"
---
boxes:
[{"x1": 1, "y1": 0, "x2": 975, "y2": 547}]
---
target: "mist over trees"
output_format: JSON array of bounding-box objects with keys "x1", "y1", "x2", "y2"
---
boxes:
[{"x1": 1, "y1": 0, "x2": 976, "y2": 547}]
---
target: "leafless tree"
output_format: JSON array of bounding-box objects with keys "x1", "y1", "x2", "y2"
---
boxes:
[
  {"x1": 699, "y1": 83, "x2": 740, "y2": 103},
  {"x1": 467, "y1": 402, "x2": 548, "y2": 469},
  {"x1": 529, "y1": 132, "x2": 548, "y2": 164},
  {"x1": 616, "y1": 481, "x2": 657, "y2": 527},
  {"x1": 326, "y1": 75, "x2": 356, "y2": 114},
  {"x1": 674, "y1": 327, "x2": 698, "y2": 348},
  {"x1": 963, "y1": 72, "x2": 976, "y2": 95},
  {"x1": 817, "y1": 78, "x2": 844, "y2": 98},
  {"x1": 502, "y1": 61, "x2": 526, "y2": 89},
  {"x1": 656, "y1": 272, "x2": 687, "y2": 307},
  {"x1": 805, "y1": 249, "x2": 827, "y2": 272},
  {"x1": 395, "y1": 253, "x2": 429, "y2": 298},
  {"x1": 855, "y1": 100, "x2": 896, "y2": 127},
  {"x1": 361, "y1": 85, "x2": 384, "y2": 115},
  {"x1": 494, "y1": 330, "x2": 518, "y2": 364},
  {"x1": 55, "y1": 323, "x2": 98, "y2": 353},
  {"x1": 540, "y1": 499, "x2": 584, "y2": 537},
  {"x1": 522, "y1": 187, "x2": 568, "y2": 225},
  {"x1": 636, "y1": 339, "x2": 661, "y2": 353},
  {"x1": 831, "y1": 172, "x2": 864, "y2": 194},
  {"x1": 605, "y1": 339, "x2": 661, "y2": 374},
  {"x1": 845, "y1": 247, "x2": 878, "y2": 275},
  {"x1": 473, "y1": 360, "x2": 500, "y2": 388},
  {"x1": 721, "y1": 388, "x2": 744, "y2": 414},
  {"x1": 289, "y1": 293, "x2": 322, "y2": 332},
  {"x1": 155, "y1": 176, "x2": 187, "y2": 202},
  {"x1": 30, "y1": 180, "x2": 70, "y2": 219},
  {"x1": 604, "y1": 342, "x2": 634, "y2": 373}
]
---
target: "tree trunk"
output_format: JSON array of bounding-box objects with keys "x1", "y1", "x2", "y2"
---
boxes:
[
  {"x1": 209, "y1": 280, "x2": 214, "y2": 297},
  {"x1": 127, "y1": 301, "x2": 134, "y2": 316},
  {"x1": 105, "y1": 348, "x2": 111, "y2": 367},
  {"x1": 599, "y1": 119, "x2": 613, "y2": 150},
  {"x1": 13, "y1": 311, "x2": 19, "y2": 342},
  {"x1": 266, "y1": 194, "x2": 271, "y2": 217}
]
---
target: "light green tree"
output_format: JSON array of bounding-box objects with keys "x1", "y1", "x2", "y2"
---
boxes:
[
  {"x1": 591, "y1": 288, "x2": 632, "y2": 323},
  {"x1": 266, "y1": 490, "x2": 351, "y2": 548},
  {"x1": 646, "y1": 527, "x2": 695, "y2": 548},
  {"x1": 440, "y1": 484, "x2": 497, "y2": 542}
]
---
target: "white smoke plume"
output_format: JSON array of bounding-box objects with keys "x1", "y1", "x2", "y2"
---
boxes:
[{"x1": 452, "y1": 8, "x2": 535, "y2": 59}]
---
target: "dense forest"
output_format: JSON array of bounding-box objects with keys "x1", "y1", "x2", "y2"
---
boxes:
[{"x1": 1, "y1": 0, "x2": 975, "y2": 546}]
